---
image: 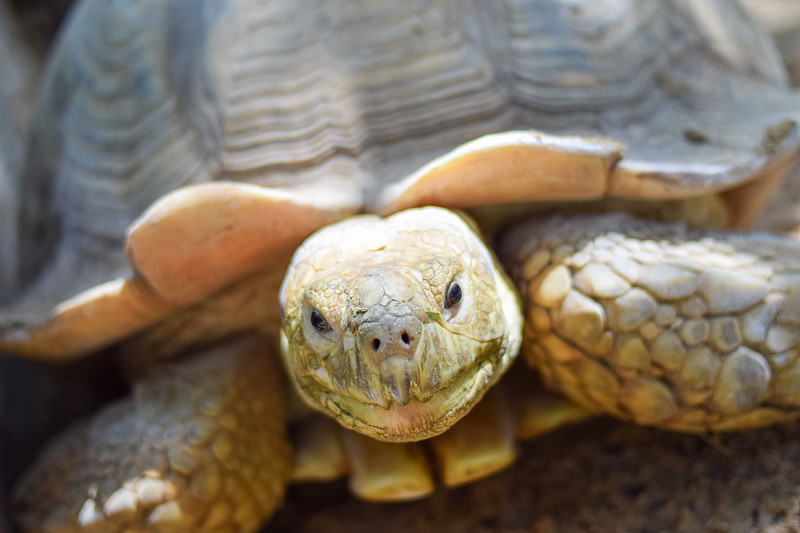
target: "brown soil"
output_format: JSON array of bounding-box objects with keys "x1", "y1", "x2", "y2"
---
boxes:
[{"x1": 266, "y1": 418, "x2": 800, "y2": 533}]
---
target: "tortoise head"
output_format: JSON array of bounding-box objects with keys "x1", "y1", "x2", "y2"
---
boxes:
[{"x1": 280, "y1": 207, "x2": 522, "y2": 442}]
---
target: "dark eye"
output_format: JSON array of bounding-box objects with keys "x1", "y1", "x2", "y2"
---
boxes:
[
  {"x1": 445, "y1": 280, "x2": 462, "y2": 308},
  {"x1": 310, "y1": 309, "x2": 331, "y2": 332}
]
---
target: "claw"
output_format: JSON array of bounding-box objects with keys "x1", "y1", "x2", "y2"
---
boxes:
[
  {"x1": 291, "y1": 415, "x2": 349, "y2": 483},
  {"x1": 429, "y1": 388, "x2": 517, "y2": 487},
  {"x1": 12, "y1": 336, "x2": 291, "y2": 533},
  {"x1": 340, "y1": 430, "x2": 434, "y2": 502}
]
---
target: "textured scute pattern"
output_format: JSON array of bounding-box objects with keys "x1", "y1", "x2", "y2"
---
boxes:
[
  {"x1": 13, "y1": 0, "x2": 799, "y2": 314},
  {"x1": 502, "y1": 213, "x2": 800, "y2": 431},
  {"x1": 12, "y1": 337, "x2": 291, "y2": 533},
  {"x1": 265, "y1": 418, "x2": 800, "y2": 532},
  {"x1": 15, "y1": 0, "x2": 221, "y2": 305}
]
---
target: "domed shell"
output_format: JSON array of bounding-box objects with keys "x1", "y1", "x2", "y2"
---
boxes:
[{"x1": 3, "y1": 0, "x2": 800, "y2": 356}]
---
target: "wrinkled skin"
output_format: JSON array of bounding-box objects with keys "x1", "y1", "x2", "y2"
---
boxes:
[{"x1": 280, "y1": 207, "x2": 523, "y2": 442}]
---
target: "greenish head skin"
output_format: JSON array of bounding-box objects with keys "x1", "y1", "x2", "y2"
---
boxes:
[{"x1": 280, "y1": 207, "x2": 523, "y2": 442}]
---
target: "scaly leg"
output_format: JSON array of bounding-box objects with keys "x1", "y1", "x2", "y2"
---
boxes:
[
  {"x1": 501, "y1": 213, "x2": 800, "y2": 432},
  {"x1": 12, "y1": 335, "x2": 291, "y2": 533}
]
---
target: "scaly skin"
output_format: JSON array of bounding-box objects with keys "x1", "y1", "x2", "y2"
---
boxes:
[
  {"x1": 12, "y1": 336, "x2": 292, "y2": 533},
  {"x1": 280, "y1": 207, "x2": 523, "y2": 442},
  {"x1": 502, "y1": 213, "x2": 800, "y2": 431},
  {"x1": 283, "y1": 207, "x2": 800, "y2": 455},
  {"x1": 14, "y1": 208, "x2": 800, "y2": 532}
]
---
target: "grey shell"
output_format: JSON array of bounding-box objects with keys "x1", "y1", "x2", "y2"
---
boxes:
[{"x1": 10, "y1": 0, "x2": 800, "y2": 314}]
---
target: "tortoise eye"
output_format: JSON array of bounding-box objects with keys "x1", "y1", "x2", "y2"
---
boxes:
[
  {"x1": 310, "y1": 308, "x2": 331, "y2": 332},
  {"x1": 445, "y1": 280, "x2": 462, "y2": 309}
]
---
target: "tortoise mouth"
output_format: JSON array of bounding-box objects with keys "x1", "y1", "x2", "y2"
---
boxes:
[{"x1": 314, "y1": 359, "x2": 496, "y2": 442}]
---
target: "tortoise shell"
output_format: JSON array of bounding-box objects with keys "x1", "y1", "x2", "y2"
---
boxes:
[{"x1": 8, "y1": 0, "x2": 799, "y2": 327}]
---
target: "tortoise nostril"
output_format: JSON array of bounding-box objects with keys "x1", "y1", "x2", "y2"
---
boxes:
[{"x1": 359, "y1": 317, "x2": 421, "y2": 358}]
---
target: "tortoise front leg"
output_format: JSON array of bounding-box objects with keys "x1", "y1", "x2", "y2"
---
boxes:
[
  {"x1": 12, "y1": 335, "x2": 291, "y2": 533},
  {"x1": 290, "y1": 389, "x2": 520, "y2": 500},
  {"x1": 501, "y1": 213, "x2": 800, "y2": 432}
]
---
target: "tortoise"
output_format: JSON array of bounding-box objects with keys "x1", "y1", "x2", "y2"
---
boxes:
[{"x1": 3, "y1": 0, "x2": 800, "y2": 531}]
